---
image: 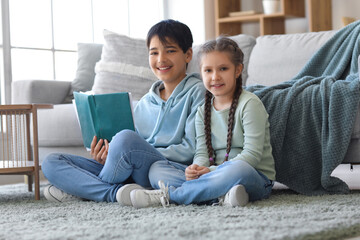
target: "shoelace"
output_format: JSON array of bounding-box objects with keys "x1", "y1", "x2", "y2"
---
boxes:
[
  {"x1": 212, "y1": 195, "x2": 225, "y2": 206},
  {"x1": 50, "y1": 186, "x2": 79, "y2": 202},
  {"x1": 158, "y1": 181, "x2": 169, "y2": 208}
]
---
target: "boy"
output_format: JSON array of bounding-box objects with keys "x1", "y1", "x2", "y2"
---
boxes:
[{"x1": 41, "y1": 19, "x2": 205, "y2": 203}]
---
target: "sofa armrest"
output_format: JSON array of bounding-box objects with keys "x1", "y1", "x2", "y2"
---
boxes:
[{"x1": 11, "y1": 80, "x2": 71, "y2": 104}]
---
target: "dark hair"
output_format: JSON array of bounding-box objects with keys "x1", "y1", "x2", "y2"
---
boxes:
[
  {"x1": 146, "y1": 19, "x2": 193, "y2": 53},
  {"x1": 198, "y1": 36, "x2": 244, "y2": 166}
]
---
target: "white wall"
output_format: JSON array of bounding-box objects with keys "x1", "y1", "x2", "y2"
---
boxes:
[
  {"x1": 332, "y1": 0, "x2": 359, "y2": 30},
  {"x1": 166, "y1": 0, "x2": 210, "y2": 44},
  {"x1": 285, "y1": 0, "x2": 360, "y2": 33}
]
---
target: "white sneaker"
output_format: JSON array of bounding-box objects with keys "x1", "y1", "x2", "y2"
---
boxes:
[
  {"x1": 43, "y1": 185, "x2": 80, "y2": 202},
  {"x1": 116, "y1": 184, "x2": 144, "y2": 206},
  {"x1": 130, "y1": 180, "x2": 169, "y2": 208},
  {"x1": 220, "y1": 185, "x2": 249, "y2": 207}
]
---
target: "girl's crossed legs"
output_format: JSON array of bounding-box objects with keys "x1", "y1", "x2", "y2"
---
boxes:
[{"x1": 149, "y1": 160, "x2": 273, "y2": 205}]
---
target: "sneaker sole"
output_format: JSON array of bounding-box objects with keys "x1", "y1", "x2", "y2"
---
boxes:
[
  {"x1": 130, "y1": 189, "x2": 141, "y2": 208},
  {"x1": 116, "y1": 184, "x2": 144, "y2": 206},
  {"x1": 130, "y1": 189, "x2": 152, "y2": 209},
  {"x1": 231, "y1": 185, "x2": 249, "y2": 207},
  {"x1": 43, "y1": 185, "x2": 63, "y2": 202}
]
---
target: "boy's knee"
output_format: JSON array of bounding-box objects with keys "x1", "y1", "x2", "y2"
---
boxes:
[
  {"x1": 149, "y1": 160, "x2": 186, "y2": 188},
  {"x1": 115, "y1": 129, "x2": 136, "y2": 138},
  {"x1": 41, "y1": 153, "x2": 64, "y2": 179},
  {"x1": 148, "y1": 160, "x2": 167, "y2": 188},
  {"x1": 111, "y1": 130, "x2": 139, "y2": 148},
  {"x1": 42, "y1": 153, "x2": 61, "y2": 169},
  {"x1": 149, "y1": 160, "x2": 168, "y2": 174}
]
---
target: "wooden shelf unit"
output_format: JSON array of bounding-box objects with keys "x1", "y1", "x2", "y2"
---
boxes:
[
  {"x1": 0, "y1": 104, "x2": 53, "y2": 200},
  {"x1": 215, "y1": 0, "x2": 332, "y2": 36},
  {"x1": 307, "y1": 0, "x2": 332, "y2": 32}
]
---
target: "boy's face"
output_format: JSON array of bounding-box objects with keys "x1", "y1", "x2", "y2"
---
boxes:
[{"x1": 148, "y1": 35, "x2": 192, "y2": 86}]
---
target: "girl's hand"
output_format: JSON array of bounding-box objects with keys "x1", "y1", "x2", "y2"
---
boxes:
[
  {"x1": 185, "y1": 164, "x2": 210, "y2": 181},
  {"x1": 90, "y1": 136, "x2": 109, "y2": 165},
  {"x1": 195, "y1": 165, "x2": 210, "y2": 177},
  {"x1": 185, "y1": 164, "x2": 199, "y2": 181}
]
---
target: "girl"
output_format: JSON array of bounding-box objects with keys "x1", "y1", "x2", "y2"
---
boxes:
[{"x1": 129, "y1": 36, "x2": 276, "y2": 208}]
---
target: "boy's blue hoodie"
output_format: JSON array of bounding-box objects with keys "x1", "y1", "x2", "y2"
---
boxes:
[{"x1": 134, "y1": 73, "x2": 205, "y2": 165}]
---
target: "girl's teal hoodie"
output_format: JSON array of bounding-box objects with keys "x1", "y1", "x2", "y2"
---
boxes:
[{"x1": 134, "y1": 73, "x2": 205, "y2": 165}]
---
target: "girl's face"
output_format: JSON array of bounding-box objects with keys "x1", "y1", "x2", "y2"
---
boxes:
[
  {"x1": 200, "y1": 51, "x2": 242, "y2": 102},
  {"x1": 148, "y1": 35, "x2": 192, "y2": 86}
]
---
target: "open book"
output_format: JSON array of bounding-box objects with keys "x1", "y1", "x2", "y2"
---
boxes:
[{"x1": 73, "y1": 92, "x2": 135, "y2": 150}]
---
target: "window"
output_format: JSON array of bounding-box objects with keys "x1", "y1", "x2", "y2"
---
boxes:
[
  {"x1": 0, "y1": 0, "x2": 209, "y2": 104},
  {"x1": 0, "y1": 0, "x2": 163, "y2": 104}
]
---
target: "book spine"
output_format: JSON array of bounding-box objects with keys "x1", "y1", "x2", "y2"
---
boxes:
[{"x1": 89, "y1": 95, "x2": 101, "y2": 139}]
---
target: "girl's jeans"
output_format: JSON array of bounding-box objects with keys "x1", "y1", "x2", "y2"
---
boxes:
[
  {"x1": 42, "y1": 130, "x2": 166, "y2": 202},
  {"x1": 149, "y1": 160, "x2": 274, "y2": 205}
]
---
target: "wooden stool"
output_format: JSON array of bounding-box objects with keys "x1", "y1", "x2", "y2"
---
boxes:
[{"x1": 0, "y1": 104, "x2": 52, "y2": 200}]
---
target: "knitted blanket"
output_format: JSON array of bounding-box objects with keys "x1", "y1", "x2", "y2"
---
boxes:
[{"x1": 246, "y1": 20, "x2": 360, "y2": 195}]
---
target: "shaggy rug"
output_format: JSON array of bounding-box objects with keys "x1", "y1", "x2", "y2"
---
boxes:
[{"x1": 1, "y1": 182, "x2": 360, "y2": 240}]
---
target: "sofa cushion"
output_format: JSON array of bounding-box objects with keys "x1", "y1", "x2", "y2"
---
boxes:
[
  {"x1": 37, "y1": 104, "x2": 84, "y2": 147},
  {"x1": 188, "y1": 34, "x2": 256, "y2": 85},
  {"x1": 246, "y1": 30, "x2": 336, "y2": 86},
  {"x1": 91, "y1": 29, "x2": 157, "y2": 101},
  {"x1": 12, "y1": 80, "x2": 71, "y2": 104},
  {"x1": 65, "y1": 43, "x2": 103, "y2": 102}
]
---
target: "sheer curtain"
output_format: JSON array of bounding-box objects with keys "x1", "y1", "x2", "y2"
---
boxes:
[{"x1": 8, "y1": 0, "x2": 164, "y2": 83}]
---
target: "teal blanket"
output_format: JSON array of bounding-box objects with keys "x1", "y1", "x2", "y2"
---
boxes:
[{"x1": 246, "y1": 20, "x2": 360, "y2": 195}]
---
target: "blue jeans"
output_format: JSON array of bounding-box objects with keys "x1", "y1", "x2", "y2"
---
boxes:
[
  {"x1": 42, "y1": 130, "x2": 166, "y2": 202},
  {"x1": 149, "y1": 160, "x2": 273, "y2": 205}
]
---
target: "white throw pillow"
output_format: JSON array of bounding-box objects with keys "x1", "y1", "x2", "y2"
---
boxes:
[
  {"x1": 246, "y1": 30, "x2": 336, "y2": 87},
  {"x1": 92, "y1": 29, "x2": 157, "y2": 101}
]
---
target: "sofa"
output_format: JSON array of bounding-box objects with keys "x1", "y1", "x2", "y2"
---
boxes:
[{"x1": 11, "y1": 28, "x2": 360, "y2": 174}]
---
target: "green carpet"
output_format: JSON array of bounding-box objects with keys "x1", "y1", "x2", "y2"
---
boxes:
[{"x1": 1, "y1": 182, "x2": 360, "y2": 240}]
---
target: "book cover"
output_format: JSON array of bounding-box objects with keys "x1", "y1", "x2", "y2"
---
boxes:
[{"x1": 73, "y1": 91, "x2": 135, "y2": 150}]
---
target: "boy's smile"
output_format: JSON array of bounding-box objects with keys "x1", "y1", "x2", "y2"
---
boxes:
[
  {"x1": 148, "y1": 36, "x2": 192, "y2": 92},
  {"x1": 158, "y1": 65, "x2": 172, "y2": 72}
]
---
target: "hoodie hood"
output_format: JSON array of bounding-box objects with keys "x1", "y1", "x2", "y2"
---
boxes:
[{"x1": 146, "y1": 73, "x2": 202, "y2": 106}]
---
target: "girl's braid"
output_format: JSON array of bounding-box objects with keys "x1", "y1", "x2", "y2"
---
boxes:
[
  {"x1": 224, "y1": 78, "x2": 242, "y2": 162},
  {"x1": 204, "y1": 90, "x2": 215, "y2": 165}
]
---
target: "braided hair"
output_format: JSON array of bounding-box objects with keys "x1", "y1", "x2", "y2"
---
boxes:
[{"x1": 199, "y1": 37, "x2": 244, "y2": 166}]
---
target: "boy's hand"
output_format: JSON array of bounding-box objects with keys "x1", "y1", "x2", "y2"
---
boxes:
[
  {"x1": 185, "y1": 164, "x2": 210, "y2": 181},
  {"x1": 90, "y1": 136, "x2": 109, "y2": 165}
]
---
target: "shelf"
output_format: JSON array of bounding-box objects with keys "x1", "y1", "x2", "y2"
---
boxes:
[
  {"x1": 218, "y1": 13, "x2": 285, "y2": 23},
  {"x1": 215, "y1": 0, "x2": 332, "y2": 36}
]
